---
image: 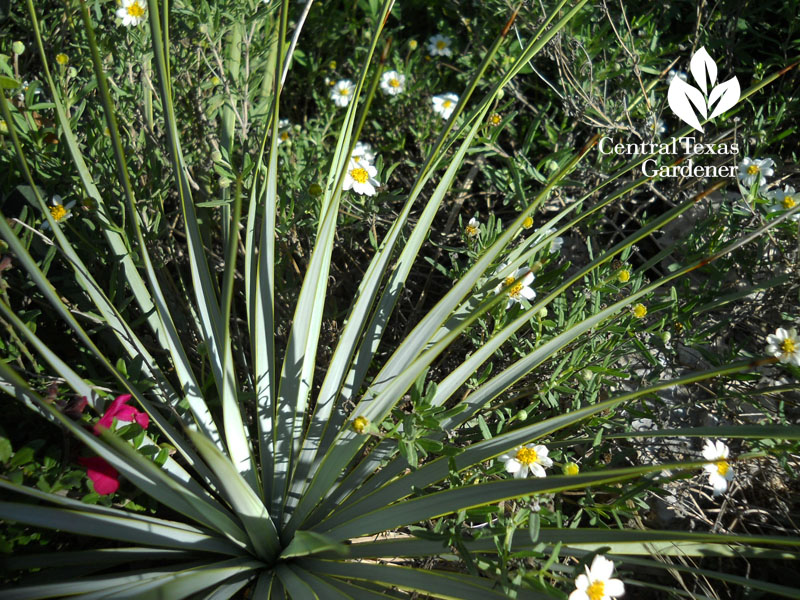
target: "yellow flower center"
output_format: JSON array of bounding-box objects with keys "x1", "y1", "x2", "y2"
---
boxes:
[
  {"x1": 633, "y1": 303, "x2": 647, "y2": 318},
  {"x1": 50, "y1": 204, "x2": 67, "y2": 221},
  {"x1": 522, "y1": 216, "x2": 533, "y2": 229},
  {"x1": 390, "y1": 78, "x2": 400, "y2": 88},
  {"x1": 781, "y1": 338, "x2": 796, "y2": 355},
  {"x1": 350, "y1": 167, "x2": 369, "y2": 184},
  {"x1": 127, "y1": 1, "x2": 145, "y2": 18},
  {"x1": 782, "y1": 196, "x2": 796, "y2": 209},
  {"x1": 442, "y1": 100, "x2": 452, "y2": 109},
  {"x1": 489, "y1": 113, "x2": 502, "y2": 126},
  {"x1": 436, "y1": 41, "x2": 447, "y2": 50},
  {"x1": 466, "y1": 225, "x2": 478, "y2": 236},
  {"x1": 515, "y1": 447, "x2": 538, "y2": 465},
  {"x1": 587, "y1": 581, "x2": 605, "y2": 600},
  {"x1": 618, "y1": 269, "x2": 631, "y2": 283},
  {"x1": 56, "y1": 53, "x2": 68, "y2": 65},
  {"x1": 280, "y1": 131, "x2": 289, "y2": 141},
  {"x1": 716, "y1": 460, "x2": 730, "y2": 476},
  {"x1": 747, "y1": 165, "x2": 759, "y2": 175},
  {"x1": 339, "y1": 87, "x2": 350, "y2": 96}
]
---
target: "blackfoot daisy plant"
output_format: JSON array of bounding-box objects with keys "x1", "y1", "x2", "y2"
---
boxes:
[{"x1": 1, "y1": 0, "x2": 800, "y2": 598}]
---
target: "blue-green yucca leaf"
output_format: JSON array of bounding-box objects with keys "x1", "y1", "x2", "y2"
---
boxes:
[
  {"x1": 317, "y1": 461, "x2": 717, "y2": 542},
  {"x1": 23, "y1": 0, "x2": 169, "y2": 353},
  {"x1": 297, "y1": 559, "x2": 556, "y2": 600},
  {"x1": 288, "y1": 4, "x2": 603, "y2": 521},
  {"x1": 71, "y1": 559, "x2": 263, "y2": 600},
  {"x1": 245, "y1": 0, "x2": 289, "y2": 509},
  {"x1": 0, "y1": 547, "x2": 197, "y2": 573},
  {"x1": 0, "y1": 366, "x2": 248, "y2": 546},
  {"x1": 186, "y1": 429, "x2": 281, "y2": 562},
  {"x1": 285, "y1": 53, "x2": 498, "y2": 517},
  {"x1": 314, "y1": 360, "x2": 767, "y2": 530},
  {"x1": 271, "y1": 0, "x2": 396, "y2": 523},
  {"x1": 343, "y1": 528, "x2": 800, "y2": 559},
  {"x1": 15, "y1": 0, "x2": 227, "y2": 462},
  {"x1": 0, "y1": 501, "x2": 241, "y2": 555},
  {"x1": 274, "y1": 564, "x2": 318, "y2": 599},
  {"x1": 279, "y1": 530, "x2": 348, "y2": 559},
  {"x1": 0, "y1": 291, "x2": 222, "y2": 496},
  {"x1": 137, "y1": 0, "x2": 256, "y2": 488}
]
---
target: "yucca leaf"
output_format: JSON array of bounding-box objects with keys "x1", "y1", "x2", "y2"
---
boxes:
[
  {"x1": 274, "y1": 564, "x2": 317, "y2": 599},
  {"x1": 298, "y1": 559, "x2": 555, "y2": 600},
  {"x1": 0, "y1": 548, "x2": 196, "y2": 572},
  {"x1": 72, "y1": 559, "x2": 263, "y2": 600},
  {"x1": 271, "y1": 0, "x2": 395, "y2": 521},
  {"x1": 318, "y1": 461, "x2": 722, "y2": 541},
  {"x1": 280, "y1": 531, "x2": 348, "y2": 559},
  {"x1": 316, "y1": 359, "x2": 764, "y2": 530},
  {"x1": 0, "y1": 502, "x2": 240, "y2": 555},
  {"x1": 187, "y1": 430, "x2": 280, "y2": 561}
]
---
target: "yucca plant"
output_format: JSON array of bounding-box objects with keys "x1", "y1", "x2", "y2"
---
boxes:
[{"x1": 1, "y1": 0, "x2": 799, "y2": 598}]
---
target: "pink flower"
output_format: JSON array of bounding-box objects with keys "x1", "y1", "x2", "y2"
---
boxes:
[
  {"x1": 93, "y1": 394, "x2": 149, "y2": 435},
  {"x1": 77, "y1": 456, "x2": 120, "y2": 495}
]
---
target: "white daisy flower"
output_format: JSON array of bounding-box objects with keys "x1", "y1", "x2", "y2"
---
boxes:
[
  {"x1": 666, "y1": 69, "x2": 688, "y2": 84},
  {"x1": 343, "y1": 158, "x2": 379, "y2": 196},
  {"x1": 766, "y1": 186, "x2": 800, "y2": 221},
  {"x1": 432, "y1": 93, "x2": 459, "y2": 120},
  {"x1": 737, "y1": 157, "x2": 774, "y2": 188},
  {"x1": 427, "y1": 34, "x2": 452, "y2": 57},
  {"x1": 494, "y1": 267, "x2": 536, "y2": 309},
  {"x1": 766, "y1": 327, "x2": 800, "y2": 366},
  {"x1": 41, "y1": 195, "x2": 76, "y2": 231},
  {"x1": 351, "y1": 141, "x2": 376, "y2": 165},
  {"x1": 465, "y1": 217, "x2": 479, "y2": 238},
  {"x1": 645, "y1": 114, "x2": 667, "y2": 136},
  {"x1": 569, "y1": 555, "x2": 625, "y2": 600},
  {"x1": 499, "y1": 444, "x2": 552, "y2": 478},
  {"x1": 379, "y1": 70, "x2": 406, "y2": 96},
  {"x1": 116, "y1": 0, "x2": 147, "y2": 27},
  {"x1": 330, "y1": 79, "x2": 355, "y2": 107},
  {"x1": 701, "y1": 439, "x2": 734, "y2": 496}
]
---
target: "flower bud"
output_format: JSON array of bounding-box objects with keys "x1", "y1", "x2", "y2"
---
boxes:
[
  {"x1": 352, "y1": 416, "x2": 369, "y2": 434},
  {"x1": 12, "y1": 41, "x2": 25, "y2": 55}
]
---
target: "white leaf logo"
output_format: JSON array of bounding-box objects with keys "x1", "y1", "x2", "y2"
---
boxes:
[{"x1": 668, "y1": 46, "x2": 740, "y2": 132}]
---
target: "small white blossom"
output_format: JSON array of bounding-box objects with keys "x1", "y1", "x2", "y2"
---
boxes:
[
  {"x1": 465, "y1": 217, "x2": 479, "y2": 238},
  {"x1": 499, "y1": 444, "x2": 552, "y2": 478},
  {"x1": 569, "y1": 555, "x2": 625, "y2": 600},
  {"x1": 41, "y1": 195, "x2": 76, "y2": 231},
  {"x1": 379, "y1": 70, "x2": 406, "y2": 96},
  {"x1": 543, "y1": 227, "x2": 563, "y2": 254},
  {"x1": 432, "y1": 93, "x2": 459, "y2": 120},
  {"x1": 116, "y1": 0, "x2": 147, "y2": 27},
  {"x1": 701, "y1": 439, "x2": 734, "y2": 496},
  {"x1": 766, "y1": 186, "x2": 800, "y2": 221},
  {"x1": 277, "y1": 118, "x2": 291, "y2": 145},
  {"x1": 494, "y1": 267, "x2": 536, "y2": 309},
  {"x1": 666, "y1": 69, "x2": 688, "y2": 84},
  {"x1": 645, "y1": 114, "x2": 667, "y2": 136},
  {"x1": 427, "y1": 34, "x2": 452, "y2": 57},
  {"x1": 351, "y1": 141, "x2": 376, "y2": 165},
  {"x1": 343, "y1": 159, "x2": 379, "y2": 196},
  {"x1": 330, "y1": 79, "x2": 355, "y2": 107},
  {"x1": 766, "y1": 327, "x2": 800, "y2": 366},
  {"x1": 737, "y1": 157, "x2": 774, "y2": 188}
]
